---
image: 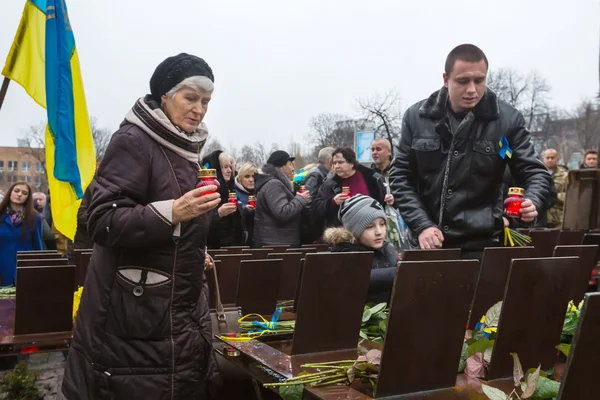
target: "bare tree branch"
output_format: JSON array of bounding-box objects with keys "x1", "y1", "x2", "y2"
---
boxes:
[{"x1": 357, "y1": 90, "x2": 402, "y2": 150}]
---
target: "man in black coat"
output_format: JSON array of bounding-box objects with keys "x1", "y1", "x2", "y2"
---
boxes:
[{"x1": 389, "y1": 44, "x2": 550, "y2": 259}]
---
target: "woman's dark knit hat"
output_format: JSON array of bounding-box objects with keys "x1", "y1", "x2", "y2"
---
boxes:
[{"x1": 150, "y1": 53, "x2": 214, "y2": 102}]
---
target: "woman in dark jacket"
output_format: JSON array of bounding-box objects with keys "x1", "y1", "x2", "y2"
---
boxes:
[
  {"x1": 62, "y1": 53, "x2": 222, "y2": 400},
  {"x1": 200, "y1": 150, "x2": 245, "y2": 248},
  {"x1": 253, "y1": 151, "x2": 311, "y2": 247},
  {"x1": 314, "y1": 147, "x2": 392, "y2": 229},
  {"x1": 235, "y1": 162, "x2": 257, "y2": 246},
  {"x1": 323, "y1": 195, "x2": 399, "y2": 304}
]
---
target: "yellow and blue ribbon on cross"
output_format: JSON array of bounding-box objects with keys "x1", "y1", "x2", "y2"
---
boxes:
[{"x1": 498, "y1": 137, "x2": 512, "y2": 159}]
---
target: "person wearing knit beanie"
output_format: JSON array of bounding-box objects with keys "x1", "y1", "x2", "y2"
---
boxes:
[
  {"x1": 323, "y1": 194, "x2": 399, "y2": 304},
  {"x1": 150, "y1": 53, "x2": 214, "y2": 103}
]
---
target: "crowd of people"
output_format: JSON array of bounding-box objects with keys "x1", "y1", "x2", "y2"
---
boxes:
[{"x1": 0, "y1": 44, "x2": 597, "y2": 400}]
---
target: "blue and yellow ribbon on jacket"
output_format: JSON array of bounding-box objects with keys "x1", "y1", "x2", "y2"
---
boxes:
[
  {"x1": 498, "y1": 137, "x2": 512, "y2": 159},
  {"x1": 2, "y1": 0, "x2": 96, "y2": 240}
]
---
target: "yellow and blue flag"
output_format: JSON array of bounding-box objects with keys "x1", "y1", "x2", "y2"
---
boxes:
[{"x1": 2, "y1": 0, "x2": 96, "y2": 240}]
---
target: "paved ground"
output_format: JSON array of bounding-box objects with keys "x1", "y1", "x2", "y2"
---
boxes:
[{"x1": 0, "y1": 352, "x2": 66, "y2": 400}]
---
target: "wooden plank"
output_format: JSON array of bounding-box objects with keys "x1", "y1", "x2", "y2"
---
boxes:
[
  {"x1": 291, "y1": 252, "x2": 372, "y2": 355},
  {"x1": 286, "y1": 247, "x2": 318, "y2": 254},
  {"x1": 241, "y1": 248, "x2": 274, "y2": 260},
  {"x1": 221, "y1": 246, "x2": 250, "y2": 254},
  {"x1": 302, "y1": 244, "x2": 329, "y2": 252},
  {"x1": 206, "y1": 249, "x2": 228, "y2": 257},
  {"x1": 582, "y1": 234, "x2": 600, "y2": 263},
  {"x1": 213, "y1": 254, "x2": 253, "y2": 304},
  {"x1": 488, "y1": 257, "x2": 578, "y2": 379},
  {"x1": 376, "y1": 260, "x2": 478, "y2": 397},
  {"x1": 553, "y1": 245, "x2": 599, "y2": 304},
  {"x1": 529, "y1": 229, "x2": 560, "y2": 258},
  {"x1": 16, "y1": 252, "x2": 63, "y2": 261},
  {"x1": 557, "y1": 293, "x2": 600, "y2": 400},
  {"x1": 402, "y1": 249, "x2": 461, "y2": 262},
  {"x1": 16, "y1": 258, "x2": 68, "y2": 267},
  {"x1": 268, "y1": 252, "x2": 303, "y2": 300},
  {"x1": 265, "y1": 245, "x2": 290, "y2": 253},
  {"x1": 558, "y1": 230, "x2": 586, "y2": 245},
  {"x1": 292, "y1": 258, "x2": 305, "y2": 314},
  {"x1": 14, "y1": 265, "x2": 76, "y2": 335},
  {"x1": 469, "y1": 247, "x2": 535, "y2": 329},
  {"x1": 236, "y1": 259, "x2": 282, "y2": 315}
]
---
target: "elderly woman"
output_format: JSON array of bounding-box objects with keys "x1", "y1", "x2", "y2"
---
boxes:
[
  {"x1": 62, "y1": 54, "x2": 222, "y2": 400},
  {"x1": 201, "y1": 150, "x2": 245, "y2": 248},
  {"x1": 0, "y1": 182, "x2": 43, "y2": 286},
  {"x1": 253, "y1": 150, "x2": 311, "y2": 247},
  {"x1": 235, "y1": 162, "x2": 257, "y2": 245}
]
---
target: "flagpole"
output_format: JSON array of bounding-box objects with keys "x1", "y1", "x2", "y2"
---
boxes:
[{"x1": 0, "y1": 77, "x2": 10, "y2": 112}]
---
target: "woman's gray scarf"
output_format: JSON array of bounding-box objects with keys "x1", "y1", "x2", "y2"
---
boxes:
[{"x1": 125, "y1": 96, "x2": 208, "y2": 163}]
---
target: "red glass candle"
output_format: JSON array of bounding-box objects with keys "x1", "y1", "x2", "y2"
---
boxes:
[
  {"x1": 342, "y1": 186, "x2": 351, "y2": 196},
  {"x1": 298, "y1": 186, "x2": 307, "y2": 194},
  {"x1": 196, "y1": 169, "x2": 220, "y2": 196},
  {"x1": 248, "y1": 195, "x2": 256, "y2": 208},
  {"x1": 504, "y1": 187, "x2": 525, "y2": 218},
  {"x1": 228, "y1": 192, "x2": 237, "y2": 205}
]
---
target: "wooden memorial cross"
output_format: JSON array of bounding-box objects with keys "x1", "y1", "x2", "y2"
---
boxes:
[
  {"x1": 268, "y1": 252, "x2": 303, "y2": 301},
  {"x1": 557, "y1": 229, "x2": 586, "y2": 245},
  {"x1": 241, "y1": 248, "x2": 274, "y2": 260},
  {"x1": 487, "y1": 257, "x2": 579, "y2": 379},
  {"x1": 529, "y1": 229, "x2": 560, "y2": 258},
  {"x1": 292, "y1": 258, "x2": 305, "y2": 314},
  {"x1": 557, "y1": 292, "x2": 600, "y2": 400},
  {"x1": 553, "y1": 245, "x2": 599, "y2": 304},
  {"x1": 468, "y1": 246, "x2": 535, "y2": 329},
  {"x1": 291, "y1": 252, "x2": 372, "y2": 355},
  {"x1": 220, "y1": 246, "x2": 250, "y2": 254},
  {"x1": 375, "y1": 260, "x2": 479, "y2": 397},
  {"x1": 236, "y1": 259, "x2": 282, "y2": 315},
  {"x1": 213, "y1": 254, "x2": 253, "y2": 304},
  {"x1": 402, "y1": 248, "x2": 461, "y2": 261},
  {"x1": 14, "y1": 262, "x2": 76, "y2": 335},
  {"x1": 206, "y1": 249, "x2": 228, "y2": 257},
  {"x1": 582, "y1": 233, "x2": 600, "y2": 262}
]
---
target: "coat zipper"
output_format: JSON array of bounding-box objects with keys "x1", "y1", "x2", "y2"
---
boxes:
[{"x1": 437, "y1": 113, "x2": 472, "y2": 228}]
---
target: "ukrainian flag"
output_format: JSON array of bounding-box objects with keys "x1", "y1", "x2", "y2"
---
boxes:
[{"x1": 2, "y1": 0, "x2": 96, "y2": 240}]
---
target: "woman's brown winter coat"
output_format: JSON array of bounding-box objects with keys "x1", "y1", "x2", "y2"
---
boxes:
[{"x1": 62, "y1": 118, "x2": 219, "y2": 399}]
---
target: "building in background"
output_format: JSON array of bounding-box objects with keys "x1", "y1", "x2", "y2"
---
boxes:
[{"x1": 0, "y1": 145, "x2": 47, "y2": 195}]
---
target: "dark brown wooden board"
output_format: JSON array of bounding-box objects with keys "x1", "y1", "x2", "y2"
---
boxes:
[
  {"x1": 557, "y1": 230, "x2": 586, "y2": 245},
  {"x1": 14, "y1": 265, "x2": 76, "y2": 335},
  {"x1": 213, "y1": 254, "x2": 253, "y2": 304},
  {"x1": 286, "y1": 248, "x2": 318, "y2": 254},
  {"x1": 488, "y1": 257, "x2": 579, "y2": 379},
  {"x1": 268, "y1": 252, "x2": 303, "y2": 301},
  {"x1": 468, "y1": 247, "x2": 536, "y2": 329},
  {"x1": 236, "y1": 259, "x2": 282, "y2": 315},
  {"x1": 221, "y1": 246, "x2": 250, "y2": 254},
  {"x1": 241, "y1": 248, "x2": 275, "y2": 260},
  {"x1": 16, "y1": 252, "x2": 63, "y2": 260},
  {"x1": 553, "y1": 245, "x2": 599, "y2": 304},
  {"x1": 16, "y1": 259, "x2": 68, "y2": 267},
  {"x1": 529, "y1": 229, "x2": 560, "y2": 258},
  {"x1": 301, "y1": 244, "x2": 330, "y2": 252},
  {"x1": 582, "y1": 234, "x2": 600, "y2": 263},
  {"x1": 376, "y1": 260, "x2": 479, "y2": 397},
  {"x1": 291, "y1": 252, "x2": 372, "y2": 355},
  {"x1": 557, "y1": 293, "x2": 600, "y2": 400},
  {"x1": 402, "y1": 249, "x2": 461, "y2": 262}
]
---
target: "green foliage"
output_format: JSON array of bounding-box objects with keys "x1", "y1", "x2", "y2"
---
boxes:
[
  {"x1": 360, "y1": 303, "x2": 388, "y2": 342},
  {"x1": 0, "y1": 364, "x2": 42, "y2": 400},
  {"x1": 279, "y1": 384, "x2": 303, "y2": 400}
]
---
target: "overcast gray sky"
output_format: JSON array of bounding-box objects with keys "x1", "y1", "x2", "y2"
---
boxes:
[{"x1": 0, "y1": 0, "x2": 598, "y2": 150}]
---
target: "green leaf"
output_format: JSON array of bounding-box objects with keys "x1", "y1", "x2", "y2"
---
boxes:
[
  {"x1": 510, "y1": 353, "x2": 523, "y2": 386},
  {"x1": 485, "y1": 301, "x2": 503, "y2": 328},
  {"x1": 525, "y1": 368, "x2": 547, "y2": 378},
  {"x1": 359, "y1": 330, "x2": 369, "y2": 340},
  {"x1": 484, "y1": 346, "x2": 493, "y2": 363},
  {"x1": 362, "y1": 308, "x2": 372, "y2": 323},
  {"x1": 472, "y1": 330, "x2": 488, "y2": 341},
  {"x1": 531, "y1": 376, "x2": 560, "y2": 399},
  {"x1": 556, "y1": 343, "x2": 571, "y2": 358},
  {"x1": 466, "y1": 339, "x2": 494, "y2": 359},
  {"x1": 521, "y1": 364, "x2": 541, "y2": 398},
  {"x1": 481, "y1": 384, "x2": 508, "y2": 400},
  {"x1": 378, "y1": 320, "x2": 387, "y2": 334},
  {"x1": 369, "y1": 302, "x2": 387, "y2": 315},
  {"x1": 279, "y1": 384, "x2": 304, "y2": 400}
]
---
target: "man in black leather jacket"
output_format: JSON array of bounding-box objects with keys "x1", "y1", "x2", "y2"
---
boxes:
[{"x1": 389, "y1": 44, "x2": 550, "y2": 258}]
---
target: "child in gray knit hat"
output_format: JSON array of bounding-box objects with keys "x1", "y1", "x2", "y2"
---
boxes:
[{"x1": 323, "y1": 194, "x2": 399, "y2": 304}]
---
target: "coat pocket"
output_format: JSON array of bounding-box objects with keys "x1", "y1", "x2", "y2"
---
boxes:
[
  {"x1": 411, "y1": 138, "x2": 443, "y2": 174},
  {"x1": 471, "y1": 140, "x2": 502, "y2": 176},
  {"x1": 105, "y1": 267, "x2": 172, "y2": 341}
]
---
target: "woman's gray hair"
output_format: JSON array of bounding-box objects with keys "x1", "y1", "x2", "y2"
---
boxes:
[
  {"x1": 165, "y1": 76, "x2": 214, "y2": 98},
  {"x1": 318, "y1": 147, "x2": 335, "y2": 164}
]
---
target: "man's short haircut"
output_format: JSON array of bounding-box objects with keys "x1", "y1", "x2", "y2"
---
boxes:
[{"x1": 445, "y1": 44, "x2": 489, "y2": 75}]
